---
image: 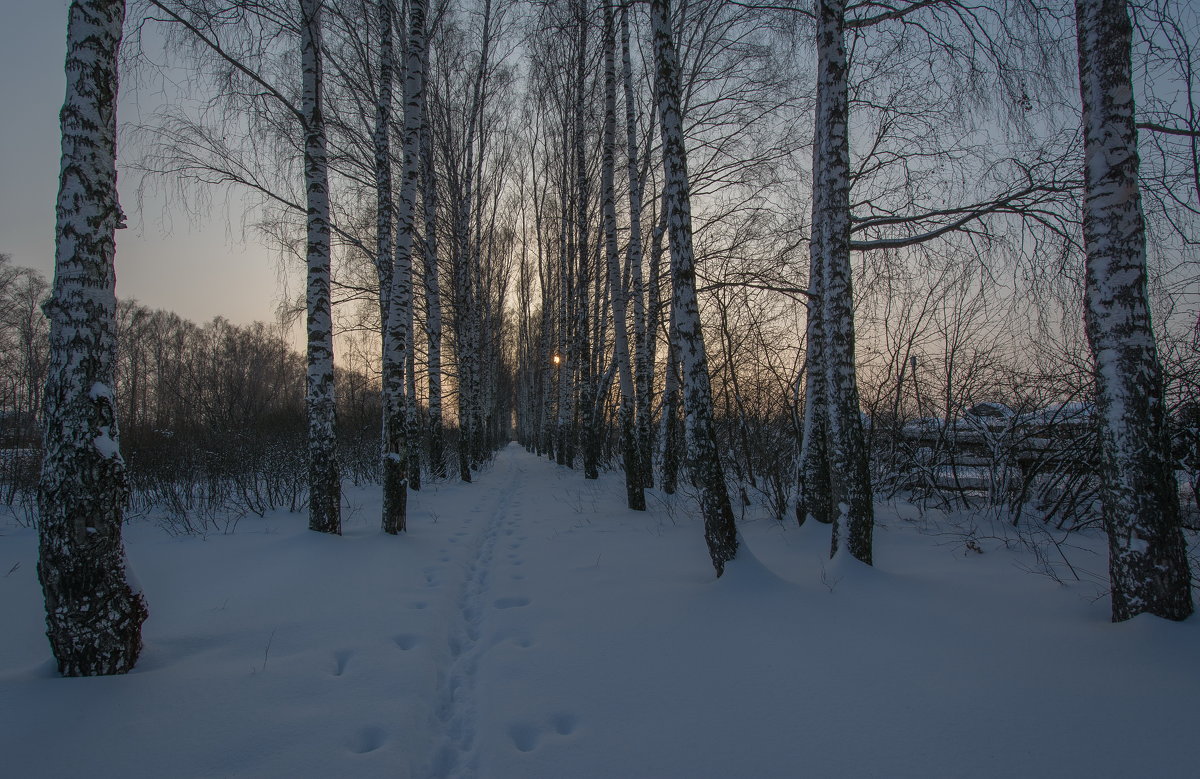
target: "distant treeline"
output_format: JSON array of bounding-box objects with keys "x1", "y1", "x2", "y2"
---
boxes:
[{"x1": 0, "y1": 254, "x2": 381, "y2": 530}]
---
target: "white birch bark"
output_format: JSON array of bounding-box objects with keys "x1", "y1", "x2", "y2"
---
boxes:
[
  {"x1": 603, "y1": 1, "x2": 645, "y2": 510},
  {"x1": 421, "y1": 74, "x2": 445, "y2": 477},
  {"x1": 374, "y1": 0, "x2": 395, "y2": 331},
  {"x1": 653, "y1": 190, "x2": 677, "y2": 493},
  {"x1": 453, "y1": 203, "x2": 473, "y2": 482},
  {"x1": 796, "y1": 213, "x2": 832, "y2": 527},
  {"x1": 651, "y1": 0, "x2": 738, "y2": 576},
  {"x1": 39, "y1": 0, "x2": 149, "y2": 676},
  {"x1": 813, "y1": 0, "x2": 872, "y2": 563},
  {"x1": 622, "y1": 0, "x2": 653, "y2": 490},
  {"x1": 396, "y1": 5, "x2": 422, "y2": 494},
  {"x1": 798, "y1": 66, "x2": 833, "y2": 528},
  {"x1": 384, "y1": 0, "x2": 427, "y2": 531},
  {"x1": 573, "y1": 0, "x2": 599, "y2": 480},
  {"x1": 659, "y1": 270, "x2": 682, "y2": 495},
  {"x1": 406, "y1": 300, "x2": 421, "y2": 489},
  {"x1": 450, "y1": 0, "x2": 493, "y2": 481},
  {"x1": 1076, "y1": 0, "x2": 1192, "y2": 621},
  {"x1": 377, "y1": 0, "x2": 407, "y2": 533},
  {"x1": 449, "y1": 143, "x2": 473, "y2": 479},
  {"x1": 556, "y1": 189, "x2": 574, "y2": 467},
  {"x1": 302, "y1": 0, "x2": 341, "y2": 535}
]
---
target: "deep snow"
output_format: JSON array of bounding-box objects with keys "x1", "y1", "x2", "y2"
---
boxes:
[{"x1": 2, "y1": 443, "x2": 1197, "y2": 778}]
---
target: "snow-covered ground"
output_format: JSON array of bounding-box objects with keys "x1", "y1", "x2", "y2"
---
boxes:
[{"x1": 2, "y1": 443, "x2": 1197, "y2": 778}]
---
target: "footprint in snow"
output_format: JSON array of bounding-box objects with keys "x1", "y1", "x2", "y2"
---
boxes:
[
  {"x1": 508, "y1": 723, "x2": 539, "y2": 753},
  {"x1": 494, "y1": 596, "x2": 530, "y2": 610},
  {"x1": 507, "y1": 713, "x2": 579, "y2": 754},
  {"x1": 348, "y1": 725, "x2": 386, "y2": 754},
  {"x1": 393, "y1": 634, "x2": 420, "y2": 651},
  {"x1": 332, "y1": 649, "x2": 353, "y2": 677}
]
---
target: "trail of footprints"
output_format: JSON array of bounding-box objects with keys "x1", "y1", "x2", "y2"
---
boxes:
[
  {"x1": 429, "y1": 473, "x2": 523, "y2": 777},
  {"x1": 324, "y1": 457, "x2": 579, "y2": 770}
]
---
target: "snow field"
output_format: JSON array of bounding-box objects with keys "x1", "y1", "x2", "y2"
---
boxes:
[{"x1": 2, "y1": 442, "x2": 1198, "y2": 778}]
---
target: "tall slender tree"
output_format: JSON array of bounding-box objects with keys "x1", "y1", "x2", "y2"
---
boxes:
[
  {"x1": 621, "y1": 0, "x2": 653, "y2": 490},
  {"x1": 420, "y1": 16, "x2": 446, "y2": 478},
  {"x1": 301, "y1": 0, "x2": 341, "y2": 535},
  {"x1": 812, "y1": 0, "x2": 872, "y2": 562},
  {"x1": 1075, "y1": 0, "x2": 1193, "y2": 622},
  {"x1": 651, "y1": 0, "x2": 738, "y2": 576},
  {"x1": 573, "y1": 0, "x2": 601, "y2": 480},
  {"x1": 407, "y1": 0, "x2": 430, "y2": 488},
  {"x1": 603, "y1": 0, "x2": 645, "y2": 510},
  {"x1": 39, "y1": 0, "x2": 149, "y2": 676},
  {"x1": 376, "y1": 0, "x2": 408, "y2": 533},
  {"x1": 383, "y1": 0, "x2": 430, "y2": 532}
]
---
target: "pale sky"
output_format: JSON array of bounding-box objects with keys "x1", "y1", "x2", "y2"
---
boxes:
[{"x1": 0, "y1": 1, "x2": 286, "y2": 329}]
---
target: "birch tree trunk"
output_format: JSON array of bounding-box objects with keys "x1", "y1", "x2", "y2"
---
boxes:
[
  {"x1": 404, "y1": 0, "x2": 423, "y2": 491},
  {"x1": 574, "y1": 0, "x2": 599, "y2": 481},
  {"x1": 604, "y1": 0, "x2": 645, "y2": 510},
  {"x1": 813, "y1": 0, "x2": 872, "y2": 563},
  {"x1": 384, "y1": 0, "x2": 427, "y2": 531},
  {"x1": 1076, "y1": 0, "x2": 1193, "y2": 622},
  {"x1": 449, "y1": 0, "x2": 494, "y2": 482},
  {"x1": 648, "y1": 188, "x2": 667, "y2": 483},
  {"x1": 797, "y1": 174, "x2": 832, "y2": 526},
  {"x1": 651, "y1": 0, "x2": 738, "y2": 576},
  {"x1": 796, "y1": 330, "x2": 833, "y2": 525},
  {"x1": 557, "y1": 134, "x2": 576, "y2": 468},
  {"x1": 795, "y1": 0, "x2": 833, "y2": 524},
  {"x1": 302, "y1": 0, "x2": 341, "y2": 535},
  {"x1": 406, "y1": 310, "x2": 421, "y2": 489},
  {"x1": 660, "y1": 286, "x2": 682, "y2": 496},
  {"x1": 421, "y1": 75, "x2": 446, "y2": 478},
  {"x1": 622, "y1": 0, "x2": 653, "y2": 490},
  {"x1": 39, "y1": 0, "x2": 148, "y2": 677},
  {"x1": 374, "y1": 0, "x2": 395, "y2": 338},
  {"x1": 377, "y1": 0, "x2": 407, "y2": 533},
  {"x1": 453, "y1": 220, "x2": 473, "y2": 483},
  {"x1": 798, "y1": 33, "x2": 833, "y2": 524}
]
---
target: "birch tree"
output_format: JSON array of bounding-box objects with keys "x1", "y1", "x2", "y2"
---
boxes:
[
  {"x1": 421, "y1": 7, "x2": 447, "y2": 478},
  {"x1": 382, "y1": 0, "x2": 429, "y2": 531},
  {"x1": 810, "y1": 0, "x2": 872, "y2": 561},
  {"x1": 39, "y1": 0, "x2": 149, "y2": 676},
  {"x1": 375, "y1": 0, "x2": 407, "y2": 532},
  {"x1": 140, "y1": 0, "x2": 343, "y2": 535},
  {"x1": 570, "y1": 0, "x2": 601, "y2": 480},
  {"x1": 793, "y1": 0, "x2": 1076, "y2": 563},
  {"x1": 622, "y1": 0, "x2": 653, "y2": 490},
  {"x1": 651, "y1": 0, "x2": 738, "y2": 576},
  {"x1": 603, "y1": 0, "x2": 645, "y2": 510},
  {"x1": 301, "y1": 0, "x2": 341, "y2": 534},
  {"x1": 1076, "y1": 0, "x2": 1193, "y2": 622},
  {"x1": 422, "y1": 138, "x2": 447, "y2": 478}
]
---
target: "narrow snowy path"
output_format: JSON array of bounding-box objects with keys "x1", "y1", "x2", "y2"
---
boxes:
[
  {"x1": 418, "y1": 444, "x2": 614, "y2": 779},
  {"x1": 427, "y1": 450, "x2": 522, "y2": 777}
]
